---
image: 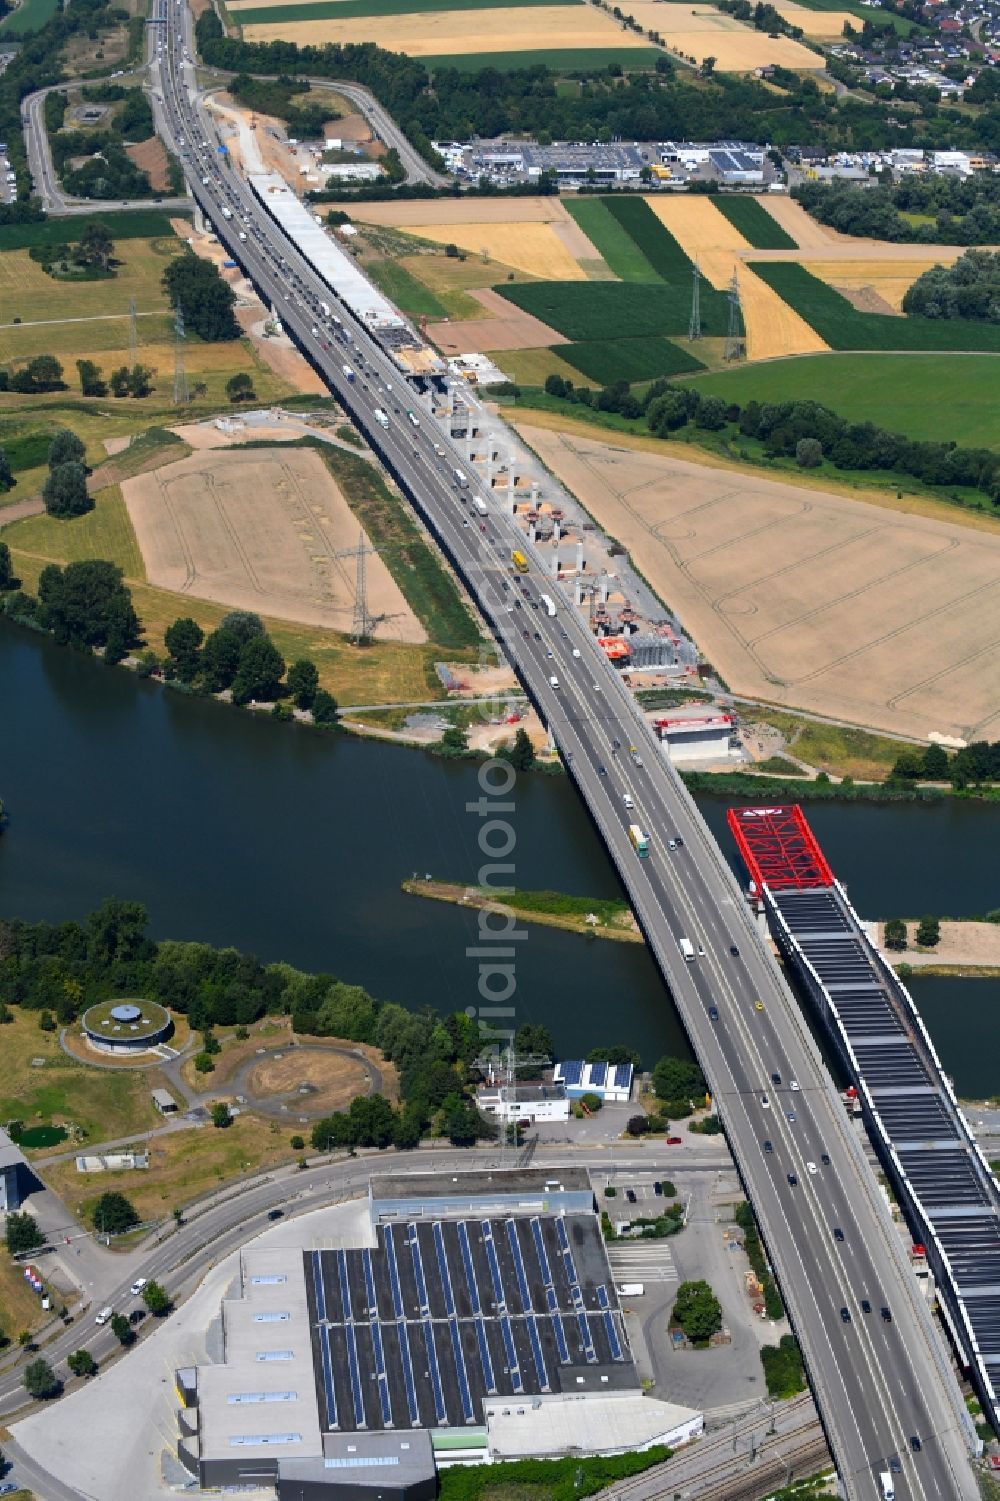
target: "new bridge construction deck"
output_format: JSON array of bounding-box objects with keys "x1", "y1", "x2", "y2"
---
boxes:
[{"x1": 729, "y1": 804, "x2": 1000, "y2": 1439}]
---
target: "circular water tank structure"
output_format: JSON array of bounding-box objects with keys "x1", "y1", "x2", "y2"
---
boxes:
[{"x1": 82, "y1": 998, "x2": 172, "y2": 1055}]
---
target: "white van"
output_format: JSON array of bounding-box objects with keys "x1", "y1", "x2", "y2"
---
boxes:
[
  {"x1": 95, "y1": 1306, "x2": 113, "y2": 1326},
  {"x1": 549, "y1": 675, "x2": 559, "y2": 689},
  {"x1": 623, "y1": 794, "x2": 634, "y2": 810}
]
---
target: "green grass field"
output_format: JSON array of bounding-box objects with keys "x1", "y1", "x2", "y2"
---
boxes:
[
  {"x1": 687, "y1": 353, "x2": 1000, "y2": 449},
  {"x1": 0, "y1": 211, "x2": 182, "y2": 252},
  {"x1": 0, "y1": 239, "x2": 183, "y2": 331},
  {"x1": 3, "y1": 487, "x2": 147, "y2": 576},
  {"x1": 714, "y1": 195, "x2": 797, "y2": 249},
  {"x1": 559, "y1": 335, "x2": 704, "y2": 383},
  {"x1": 0, "y1": 1011, "x2": 160, "y2": 1147},
  {"x1": 366, "y1": 258, "x2": 449, "y2": 320},
  {"x1": 0, "y1": 0, "x2": 59, "y2": 33},
  {"x1": 497, "y1": 280, "x2": 727, "y2": 340},
  {"x1": 564, "y1": 198, "x2": 662, "y2": 283},
  {"x1": 750, "y1": 264, "x2": 1000, "y2": 353},
  {"x1": 422, "y1": 47, "x2": 664, "y2": 72},
  {"x1": 237, "y1": 0, "x2": 579, "y2": 18},
  {"x1": 604, "y1": 196, "x2": 693, "y2": 280}
]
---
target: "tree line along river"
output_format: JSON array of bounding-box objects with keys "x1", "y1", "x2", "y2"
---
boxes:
[{"x1": 1, "y1": 623, "x2": 997, "y2": 1098}]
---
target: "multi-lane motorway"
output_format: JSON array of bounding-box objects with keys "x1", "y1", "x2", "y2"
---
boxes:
[{"x1": 141, "y1": 10, "x2": 981, "y2": 1497}]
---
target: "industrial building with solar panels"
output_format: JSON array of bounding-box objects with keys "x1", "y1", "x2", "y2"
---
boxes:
[{"x1": 175, "y1": 1169, "x2": 702, "y2": 1499}]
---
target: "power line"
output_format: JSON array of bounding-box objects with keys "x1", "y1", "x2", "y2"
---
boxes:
[
  {"x1": 128, "y1": 297, "x2": 137, "y2": 369},
  {"x1": 688, "y1": 257, "x2": 702, "y2": 342},
  {"x1": 724, "y1": 267, "x2": 744, "y2": 363},
  {"x1": 172, "y1": 305, "x2": 189, "y2": 406}
]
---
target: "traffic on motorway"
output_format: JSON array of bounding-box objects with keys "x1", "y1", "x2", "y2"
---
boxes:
[{"x1": 144, "y1": 10, "x2": 980, "y2": 1497}]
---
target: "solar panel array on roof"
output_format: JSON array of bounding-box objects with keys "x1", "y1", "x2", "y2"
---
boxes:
[
  {"x1": 765, "y1": 878, "x2": 1000, "y2": 1434},
  {"x1": 558, "y1": 1061, "x2": 583, "y2": 1087},
  {"x1": 305, "y1": 1216, "x2": 633, "y2": 1432}
]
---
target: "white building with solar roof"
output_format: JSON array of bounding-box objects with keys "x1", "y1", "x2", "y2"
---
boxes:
[
  {"x1": 175, "y1": 1169, "x2": 701, "y2": 1497},
  {"x1": 553, "y1": 1060, "x2": 634, "y2": 1103}
]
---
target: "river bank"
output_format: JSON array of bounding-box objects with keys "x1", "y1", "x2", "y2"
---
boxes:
[
  {"x1": 401, "y1": 878, "x2": 641, "y2": 942},
  {"x1": 877, "y1": 920, "x2": 1000, "y2": 978}
]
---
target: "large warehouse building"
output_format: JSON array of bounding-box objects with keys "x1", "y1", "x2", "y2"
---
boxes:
[{"x1": 176, "y1": 1169, "x2": 701, "y2": 1498}]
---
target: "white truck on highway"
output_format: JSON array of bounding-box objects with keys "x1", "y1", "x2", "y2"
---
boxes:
[
  {"x1": 221, "y1": 206, "x2": 232, "y2": 219},
  {"x1": 453, "y1": 468, "x2": 469, "y2": 489},
  {"x1": 879, "y1": 1474, "x2": 895, "y2": 1501},
  {"x1": 342, "y1": 364, "x2": 355, "y2": 383},
  {"x1": 319, "y1": 300, "x2": 331, "y2": 317},
  {"x1": 540, "y1": 593, "x2": 557, "y2": 617},
  {"x1": 472, "y1": 498, "x2": 488, "y2": 516},
  {"x1": 373, "y1": 409, "x2": 389, "y2": 429},
  {"x1": 679, "y1": 937, "x2": 695, "y2": 962}
]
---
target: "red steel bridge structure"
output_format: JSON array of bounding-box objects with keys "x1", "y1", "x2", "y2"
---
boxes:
[{"x1": 726, "y1": 803, "x2": 835, "y2": 892}]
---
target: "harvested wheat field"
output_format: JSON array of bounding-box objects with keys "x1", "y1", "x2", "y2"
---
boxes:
[
  {"x1": 355, "y1": 199, "x2": 574, "y2": 228},
  {"x1": 123, "y1": 448, "x2": 425, "y2": 643},
  {"x1": 801, "y1": 258, "x2": 949, "y2": 312},
  {"x1": 646, "y1": 198, "x2": 827, "y2": 358},
  {"x1": 403, "y1": 222, "x2": 585, "y2": 280},
  {"x1": 520, "y1": 424, "x2": 1000, "y2": 741},
  {"x1": 769, "y1": 0, "x2": 855, "y2": 34},
  {"x1": 241, "y1": 5, "x2": 650, "y2": 52},
  {"x1": 626, "y1": 1, "x2": 824, "y2": 68}
]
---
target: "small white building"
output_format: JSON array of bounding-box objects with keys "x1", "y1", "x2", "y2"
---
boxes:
[
  {"x1": 553, "y1": 1060, "x2": 633, "y2": 1103},
  {"x1": 475, "y1": 1082, "x2": 570, "y2": 1124},
  {"x1": 322, "y1": 161, "x2": 382, "y2": 182},
  {"x1": 485, "y1": 1392, "x2": 703, "y2": 1459},
  {"x1": 654, "y1": 711, "x2": 737, "y2": 763}
]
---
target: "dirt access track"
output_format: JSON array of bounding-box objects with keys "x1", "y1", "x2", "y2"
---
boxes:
[
  {"x1": 123, "y1": 447, "x2": 425, "y2": 643},
  {"x1": 520, "y1": 424, "x2": 1000, "y2": 743}
]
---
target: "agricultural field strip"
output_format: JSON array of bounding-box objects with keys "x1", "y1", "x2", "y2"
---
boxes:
[
  {"x1": 751, "y1": 262, "x2": 1000, "y2": 352},
  {"x1": 623, "y1": 1, "x2": 827, "y2": 67},
  {"x1": 399, "y1": 221, "x2": 588, "y2": 281},
  {"x1": 643, "y1": 197, "x2": 826, "y2": 359},
  {"x1": 231, "y1": 0, "x2": 578, "y2": 14},
  {"x1": 713, "y1": 195, "x2": 798, "y2": 250},
  {"x1": 415, "y1": 46, "x2": 664, "y2": 69},
  {"x1": 239, "y1": 6, "x2": 653, "y2": 51},
  {"x1": 559, "y1": 336, "x2": 704, "y2": 382}
]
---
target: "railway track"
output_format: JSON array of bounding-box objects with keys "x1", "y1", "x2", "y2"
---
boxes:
[{"x1": 597, "y1": 1396, "x2": 828, "y2": 1501}]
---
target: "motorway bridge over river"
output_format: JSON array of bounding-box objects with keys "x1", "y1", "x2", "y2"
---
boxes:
[{"x1": 145, "y1": 4, "x2": 982, "y2": 1492}]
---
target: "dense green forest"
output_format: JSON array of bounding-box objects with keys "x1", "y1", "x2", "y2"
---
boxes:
[
  {"x1": 902, "y1": 249, "x2": 1000, "y2": 321},
  {"x1": 793, "y1": 175, "x2": 1000, "y2": 245}
]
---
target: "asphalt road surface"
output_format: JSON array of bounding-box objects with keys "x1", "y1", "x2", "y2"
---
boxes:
[{"x1": 57, "y1": 7, "x2": 976, "y2": 1497}]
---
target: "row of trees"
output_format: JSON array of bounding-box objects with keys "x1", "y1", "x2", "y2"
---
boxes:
[
  {"x1": 0, "y1": 561, "x2": 337, "y2": 725},
  {"x1": 163, "y1": 608, "x2": 336, "y2": 717},
  {"x1": 891, "y1": 737, "x2": 1000, "y2": 789},
  {"x1": 1, "y1": 353, "x2": 153, "y2": 399},
  {"x1": 541, "y1": 376, "x2": 1000, "y2": 505},
  {"x1": 884, "y1": 915, "x2": 940, "y2": 950},
  {"x1": 793, "y1": 176, "x2": 1000, "y2": 247}
]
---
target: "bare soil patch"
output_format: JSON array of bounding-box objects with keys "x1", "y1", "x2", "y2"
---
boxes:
[
  {"x1": 428, "y1": 288, "x2": 567, "y2": 353},
  {"x1": 125, "y1": 136, "x2": 170, "y2": 192},
  {"x1": 832, "y1": 284, "x2": 900, "y2": 316},
  {"x1": 235, "y1": 303, "x2": 330, "y2": 393},
  {"x1": 878, "y1": 921, "x2": 1000, "y2": 970},
  {"x1": 519, "y1": 423, "x2": 1000, "y2": 742},
  {"x1": 122, "y1": 446, "x2": 425, "y2": 642},
  {"x1": 246, "y1": 1049, "x2": 372, "y2": 1114}
]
